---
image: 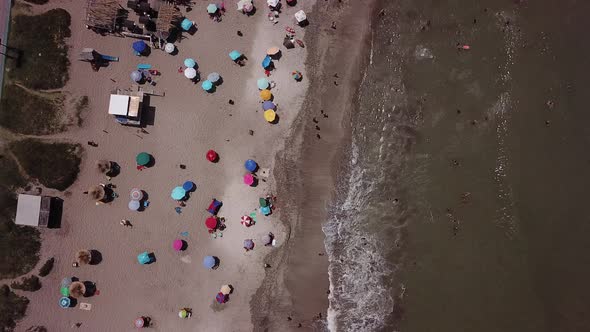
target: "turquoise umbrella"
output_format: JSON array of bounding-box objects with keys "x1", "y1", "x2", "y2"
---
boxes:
[
  {"x1": 184, "y1": 58, "x2": 196, "y2": 68},
  {"x1": 171, "y1": 187, "x2": 186, "y2": 200},
  {"x1": 59, "y1": 297, "x2": 71, "y2": 308},
  {"x1": 181, "y1": 18, "x2": 193, "y2": 31},
  {"x1": 137, "y1": 252, "x2": 151, "y2": 264},
  {"x1": 207, "y1": 3, "x2": 218, "y2": 13},
  {"x1": 257, "y1": 78, "x2": 269, "y2": 90},
  {"x1": 229, "y1": 50, "x2": 242, "y2": 61},
  {"x1": 202, "y1": 80, "x2": 213, "y2": 91}
]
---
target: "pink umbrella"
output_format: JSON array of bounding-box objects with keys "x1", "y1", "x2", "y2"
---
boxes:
[
  {"x1": 135, "y1": 317, "x2": 145, "y2": 328},
  {"x1": 243, "y1": 174, "x2": 255, "y2": 186},
  {"x1": 173, "y1": 239, "x2": 183, "y2": 251}
]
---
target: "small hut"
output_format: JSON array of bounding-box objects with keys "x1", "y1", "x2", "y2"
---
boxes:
[
  {"x1": 155, "y1": 2, "x2": 181, "y2": 41},
  {"x1": 85, "y1": 0, "x2": 125, "y2": 33},
  {"x1": 15, "y1": 194, "x2": 51, "y2": 227}
]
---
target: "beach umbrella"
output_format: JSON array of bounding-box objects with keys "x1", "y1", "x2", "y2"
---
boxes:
[
  {"x1": 262, "y1": 56, "x2": 272, "y2": 69},
  {"x1": 244, "y1": 173, "x2": 255, "y2": 186},
  {"x1": 262, "y1": 101, "x2": 276, "y2": 110},
  {"x1": 205, "y1": 217, "x2": 218, "y2": 229},
  {"x1": 203, "y1": 255, "x2": 216, "y2": 269},
  {"x1": 173, "y1": 239, "x2": 183, "y2": 251},
  {"x1": 171, "y1": 186, "x2": 186, "y2": 200},
  {"x1": 241, "y1": 215, "x2": 252, "y2": 227},
  {"x1": 69, "y1": 281, "x2": 86, "y2": 298},
  {"x1": 201, "y1": 80, "x2": 213, "y2": 91},
  {"x1": 130, "y1": 188, "x2": 143, "y2": 200},
  {"x1": 207, "y1": 72, "x2": 220, "y2": 83},
  {"x1": 184, "y1": 67, "x2": 197, "y2": 79},
  {"x1": 243, "y1": 1, "x2": 254, "y2": 12},
  {"x1": 182, "y1": 181, "x2": 194, "y2": 191},
  {"x1": 295, "y1": 10, "x2": 307, "y2": 23},
  {"x1": 229, "y1": 50, "x2": 242, "y2": 61},
  {"x1": 180, "y1": 18, "x2": 193, "y2": 31},
  {"x1": 76, "y1": 249, "x2": 92, "y2": 265},
  {"x1": 220, "y1": 285, "x2": 231, "y2": 295},
  {"x1": 264, "y1": 109, "x2": 276, "y2": 122},
  {"x1": 260, "y1": 89, "x2": 272, "y2": 101},
  {"x1": 165, "y1": 43, "x2": 175, "y2": 54},
  {"x1": 61, "y1": 277, "x2": 73, "y2": 288},
  {"x1": 207, "y1": 3, "x2": 218, "y2": 13},
  {"x1": 259, "y1": 197, "x2": 268, "y2": 207},
  {"x1": 184, "y1": 58, "x2": 196, "y2": 68},
  {"x1": 267, "y1": 0, "x2": 279, "y2": 6},
  {"x1": 136, "y1": 152, "x2": 151, "y2": 166},
  {"x1": 130, "y1": 70, "x2": 142, "y2": 82},
  {"x1": 257, "y1": 78, "x2": 269, "y2": 90},
  {"x1": 96, "y1": 160, "x2": 111, "y2": 174},
  {"x1": 59, "y1": 297, "x2": 71, "y2": 308},
  {"x1": 261, "y1": 205, "x2": 271, "y2": 215},
  {"x1": 261, "y1": 233, "x2": 273, "y2": 245},
  {"x1": 89, "y1": 185, "x2": 106, "y2": 201},
  {"x1": 283, "y1": 36, "x2": 295, "y2": 49},
  {"x1": 179, "y1": 309, "x2": 188, "y2": 318},
  {"x1": 60, "y1": 286, "x2": 69, "y2": 297},
  {"x1": 244, "y1": 159, "x2": 258, "y2": 172},
  {"x1": 292, "y1": 70, "x2": 303, "y2": 81},
  {"x1": 132, "y1": 40, "x2": 147, "y2": 53},
  {"x1": 128, "y1": 200, "x2": 140, "y2": 211},
  {"x1": 135, "y1": 317, "x2": 145, "y2": 328},
  {"x1": 267, "y1": 47, "x2": 280, "y2": 56},
  {"x1": 237, "y1": 0, "x2": 250, "y2": 11},
  {"x1": 206, "y1": 149, "x2": 218, "y2": 162},
  {"x1": 216, "y1": 292, "x2": 226, "y2": 303},
  {"x1": 243, "y1": 239, "x2": 254, "y2": 250},
  {"x1": 137, "y1": 251, "x2": 151, "y2": 264}
]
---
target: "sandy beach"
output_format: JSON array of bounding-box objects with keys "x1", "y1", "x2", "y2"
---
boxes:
[{"x1": 14, "y1": 0, "x2": 317, "y2": 330}]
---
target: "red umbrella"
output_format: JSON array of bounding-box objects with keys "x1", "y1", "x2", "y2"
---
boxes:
[
  {"x1": 205, "y1": 217, "x2": 218, "y2": 229},
  {"x1": 206, "y1": 150, "x2": 218, "y2": 162}
]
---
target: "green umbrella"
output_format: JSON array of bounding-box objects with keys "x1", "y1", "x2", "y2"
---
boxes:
[
  {"x1": 259, "y1": 197, "x2": 268, "y2": 207},
  {"x1": 60, "y1": 286, "x2": 70, "y2": 297},
  {"x1": 136, "y1": 152, "x2": 151, "y2": 166}
]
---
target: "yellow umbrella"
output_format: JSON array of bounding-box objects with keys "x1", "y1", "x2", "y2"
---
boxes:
[
  {"x1": 266, "y1": 46, "x2": 280, "y2": 56},
  {"x1": 220, "y1": 285, "x2": 231, "y2": 295},
  {"x1": 260, "y1": 89, "x2": 272, "y2": 101},
  {"x1": 264, "y1": 110, "x2": 276, "y2": 122}
]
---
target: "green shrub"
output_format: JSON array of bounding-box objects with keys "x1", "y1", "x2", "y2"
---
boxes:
[
  {"x1": 10, "y1": 275, "x2": 41, "y2": 292},
  {"x1": 38, "y1": 258, "x2": 54, "y2": 277},
  {"x1": 0, "y1": 284, "x2": 29, "y2": 331}
]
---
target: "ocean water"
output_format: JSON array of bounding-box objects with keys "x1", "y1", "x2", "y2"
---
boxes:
[{"x1": 324, "y1": 0, "x2": 590, "y2": 331}]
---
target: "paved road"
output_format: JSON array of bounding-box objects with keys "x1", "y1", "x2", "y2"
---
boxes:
[{"x1": 0, "y1": 0, "x2": 11, "y2": 99}]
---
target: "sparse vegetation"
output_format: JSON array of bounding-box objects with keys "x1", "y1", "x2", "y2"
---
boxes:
[
  {"x1": 0, "y1": 284, "x2": 29, "y2": 332},
  {"x1": 0, "y1": 152, "x2": 26, "y2": 189},
  {"x1": 23, "y1": 0, "x2": 49, "y2": 4},
  {"x1": 38, "y1": 258, "x2": 54, "y2": 277},
  {"x1": 10, "y1": 275, "x2": 41, "y2": 292},
  {"x1": 74, "y1": 95, "x2": 89, "y2": 126},
  {"x1": 10, "y1": 139, "x2": 81, "y2": 190}
]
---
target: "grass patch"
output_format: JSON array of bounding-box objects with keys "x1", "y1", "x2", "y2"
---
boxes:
[
  {"x1": 74, "y1": 95, "x2": 89, "y2": 126},
  {"x1": 10, "y1": 139, "x2": 81, "y2": 190},
  {"x1": 10, "y1": 275, "x2": 41, "y2": 292},
  {"x1": 38, "y1": 258, "x2": 54, "y2": 277},
  {"x1": 0, "y1": 152, "x2": 26, "y2": 190},
  {"x1": 0, "y1": 213, "x2": 41, "y2": 279},
  {"x1": 6, "y1": 8, "x2": 71, "y2": 90},
  {"x1": 0, "y1": 284, "x2": 29, "y2": 332},
  {"x1": 0, "y1": 84, "x2": 64, "y2": 135}
]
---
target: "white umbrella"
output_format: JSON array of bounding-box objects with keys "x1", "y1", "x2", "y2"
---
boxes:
[
  {"x1": 267, "y1": 0, "x2": 279, "y2": 6},
  {"x1": 237, "y1": 0, "x2": 252, "y2": 10},
  {"x1": 295, "y1": 10, "x2": 306, "y2": 23},
  {"x1": 128, "y1": 200, "x2": 140, "y2": 211},
  {"x1": 164, "y1": 43, "x2": 175, "y2": 54},
  {"x1": 184, "y1": 67, "x2": 197, "y2": 79}
]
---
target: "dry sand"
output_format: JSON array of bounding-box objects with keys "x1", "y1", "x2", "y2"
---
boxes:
[{"x1": 15, "y1": 0, "x2": 316, "y2": 330}]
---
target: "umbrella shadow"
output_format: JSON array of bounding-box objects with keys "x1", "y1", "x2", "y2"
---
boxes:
[
  {"x1": 141, "y1": 95, "x2": 156, "y2": 127},
  {"x1": 48, "y1": 197, "x2": 63, "y2": 228},
  {"x1": 246, "y1": 6, "x2": 257, "y2": 16},
  {"x1": 270, "y1": 113, "x2": 280, "y2": 124},
  {"x1": 180, "y1": 240, "x2": 188, "y2": 251},
  {"x1": 147, "y1": 253, "x2": 157, "y2": 264},
  {"x1": 83, "y1": 281, "x2": 97, "y2": 297},
  {"x1": 298, "y1": 19, "x2": 310, "y2": 27},
  {"x1": 213, "y1": 256, "x2": 220, "y2": 269},
  {"x1": 89, "y1": 250, "x2": 102, "y2": 265},
  {"x1": 107, "y1": 161, "x2": 121, "y2": 177},
  {"x1": 287, "y1": 0, "x2": 297, "y2": 5},
  {"x1": 205, "y1": 85, "x2": 217, "y2": 93},
  {"x1": 138, "y1": 191, "x2": 149, "y2": 211},
  {"x1": 213, "y1": 77, "x2": 224, "y2": 86},
  {"x1": 249, "y1": 177, "x2": 259, "y2": 187},
  {"x1": 270, "y1": 51, "x2": 282, "y2": 61}
]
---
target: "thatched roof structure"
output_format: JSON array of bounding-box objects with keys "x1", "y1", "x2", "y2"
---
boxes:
[
  {"x1": 86, "y1": 0, "x2": 123, "y2": 32},
  {"x1": 155, "y1": 2, "x2": 181, "y2": 38}
]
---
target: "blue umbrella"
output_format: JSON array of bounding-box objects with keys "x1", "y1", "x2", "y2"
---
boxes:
[
  {"x1": 59, "y1": 297, "x2": 71, "y2": 308},
  {"x1": 184, "y1": 58, "x2": 196, "y2": 68},
  {"x1": 207, "y1": 72, "x2": 220, "y2": 83},
  {"x1": 132, "y1": 40, "x2": 147, "y2": 53},
  {"x1": 207, "y1": 3, "x2": 218, "y2": 13},
  {"x1": 262, "y1": 56, "x2": 272, "y2": 69},
  {"x1": 182, "y1": 181, "x2": 194, "y2": 191},
  {"x1": 180, "y1": 18, "x2": 193, "y2": 31},
  {"x1": 229, "y1": 50, "x2": 242, "y2": 61},
  {"x1": 202, "y1": 80, "x2": 213, "y2": 91},
  {"x1": 203, "y1": 255, "x2": 216, "y2": 269},
  {"x1": 243, "y1": 239, "x2": 254, "y2": 250},
  {"x1": 137, "y1": 252, "x2": 151, "y2": 264},
  {"x1": 262, "y1": 101, "x2": 276, "y2": 110},
  {"x1": 244, "y1": 159, "x2": 257, "y2": 172},
  {"x1": 171, "y1": 187, "x2": 186, "y2": 200},
  {"x1": 130, "y1": 70, "x2": 142, "y2": 82}
]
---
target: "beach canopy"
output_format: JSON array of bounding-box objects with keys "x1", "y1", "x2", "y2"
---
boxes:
[
  {"x1": 182, "y1": 181, "x2": 194, "y2": 191},
  {"x1": 61, "y1": 277, "x2": 73, "y2": 288},
  {"x1": 207, "y1": 3, "x2": 218, "y2": 13},
  {"x1": 69, "y1": 281, "x2": 86, "y2": 298},
  {"x1": 244, "y1": 173, "x2": 255, "y2": 186},
  {"x1": 128, "y1": 200, "x2": 140, "y2": 211},
  {"x1": 184, "y1": 58, "x2": 196, "y2": 68},
  {"x1": 89, "y1": 185, "x2": 106, "y2": 201},
  {"x1": 262, "y1": 101, "x2": 276, "y2": 110},
  {"x1": 136, "y1": 152, "x2": 151, "y2": 166},
  {"x1": 202, "y1": 80, "x2": 213, "y2": 91},
  {"x1": 260, "y1": 89, "x2": 272, "y2": 101},
  {"x1": 165, "y1": 43, "x2": 175, "y2": 53},
  {"x1": 267, "y1": 46, "x2": 280, "y2": 56},
  {"x1": 132, "y1": 40, "x2": 147, "y2": 53},
  {"x1": 244, "y1": 159, "x2": 258, "y2": 172},
  {"x1": 184, "y1": 67, "x2": 197, "y2": 79},
  {"x1": 229, "y1": 50, "x2": 242, "y2": 61},
  {"x1": 130, "y1": 188, "x2": 143, "y2": 200},
  {"x1": 216, "y1": 292, "x2": 227, "y2": 304},
  {"x1": 295, "y1": 10, "x2": 307, "y2": 23},
  {"x1": 181, "y1": 18, "x2": 193, "y2": 31},
  {"x1": 130, "y1": 70, "x2": 142, "y2": 82},
  {"x1": 264, "y1": 109, "x2": 276, "y2": 122},
  {"x1": 59, "y1": 297, "x2": 71, "y2": 308},
  {"x1": 203, "y1": 255, "x2": 216, "y2": 269},
  {"x1": 267, "y1": 0, "x2": 279, "y2": 6},
  {"x1": 205, "y1": 217, "x2": 218, "y2": 229},
  {"x1": 173, "y1": 239, "x2": 183, "y2": 251},
  {"x1": 137, "y1": 251, "x2": 151, "y2": 264},
  {"x1": 207, "y1": 72, "x2": 221, "y2": 83},
  {"x1": 243, "y1": 239, "x2": 254, "y2": 250},
  {"x1": 76, "y1": 249, "x2": 91, "y2": 265},
  {"x1": 171, "y1": 187, "x2": 186, "y2": 200},
  {"x1": 257, "y1": 78, "x2": 270, "y2": 90},
  {"x1": 135, "y1": 317, "x2": 145, "y2": 328},
  {"x1": 206, "y1": 149, "x2": 218, "y2": 162},
  {"x1": 96, "y1": 160, "x2": 111, "y2": 174},
  {"x1": 262, "y1": 56, "x2": 272, "y2": 69},
  {"x1": 220, "y1": 285, "x2": 231, "y2": 295}
]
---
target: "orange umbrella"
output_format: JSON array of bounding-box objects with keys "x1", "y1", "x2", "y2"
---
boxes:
[{"x1": 259, "y1": 89, "x2": 272, "y2": 101}]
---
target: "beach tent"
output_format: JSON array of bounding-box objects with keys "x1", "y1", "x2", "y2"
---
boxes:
[
  {"x1": 206, "y1": 149, "x2": 218, "y2": 162},
  {"x1": 182, "y1": 181, "x2": 194, "y2": 191},
  {"x1": 180, "y1": 18, "x2": 193, "y2": 31},
  {"x1": 295, "y1": 10, "x2": 307, "y2": 23},
  {"x1": 128, "y1": 200, "x2": 140, "y2": 211},
  {"x1": 262, "y1": 101, "x2": 276, "y2": 110},
  {"x1": 207, "y1": 3, "x2": 218, "y2": 13},
  {"x1": 207, "y1": 199, "x2": 222, "y2": 214},
  {"x1": 136, "y1": 152, "x2": 151, "y2": 166},
  {"x1": 216, "y1": 292, "x2": 227, "y2": 303},
  {"x1": 207, "y1": 72, "x2": 221, "y2": 83},
  {"x1": 173, "y1": 239, "x2": 183, "y2": 251},
  {"x1": 76, "y1": 249, "x2": 92, "y2": 265},
  {"x1": 202, "y1": 80, "x2": 214, "y2": 91},
  {"x1": 171, "y1": 187, "x2": 186, "y2": 200},
  {"x1": 229, "y1": 50, "x2": 242, "y2": 61},
  {"x1": 203, "y1": 255, "x2": 217, "y2": 269},
  {"x1": 184, "y1": 67, "x2": 197, "y2": 79},
  {"x1": 243, "y1": 239, "x2": 254, "y2": 250},
  {"x1": 59, "y1": 297, "x2": 71, "y2": 308},
  {"x1": 267, "y1": 46, "x2": 280, "y2": 56},
  {"x1": 264, "y1": 109, "x2": 276, "y2": 122},
  {"x1": 244, "y1": 159, "x2": 258, "y2": 172},
  {"x1": 262, "y1": 56, "x2": 273, "y2": 69},
  {"x1": 244, "y1": 174, "x2": 255, "y2": 186},
  {"x1": 69, "y1": 281, "x2": 86, "y2": 298},
  {"x1": 205, "y1": 217, "x2": 218, "y2": 230},
  {"x1": 132, "y1": 40, "x2": 147, "y2": 53},
  {"x1": 165, "y1": 43, "x2": 175, "y2": 54},
  {"x1": 257, "y1": 78, "x2": 270, "y2": 90},
  {"x1": 260, "y1": 89, "x2": 272, "y2": 101},
  {"x1": 184, "y1": 58, "x2": 196, "y2": 68},
  {"x1": 137, "y1": 251, "x2": 151, "y2": 264},
  {"x1": 130, "y1": 70, "x2": 142, "y2": 82}
]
